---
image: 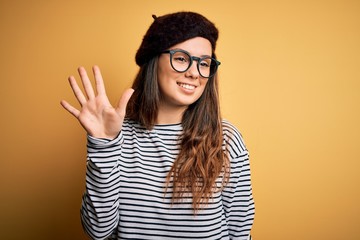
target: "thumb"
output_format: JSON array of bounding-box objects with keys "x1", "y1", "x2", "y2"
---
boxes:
[{"x1": 116, "y1": 88, "x2": 135, "y2": 117}]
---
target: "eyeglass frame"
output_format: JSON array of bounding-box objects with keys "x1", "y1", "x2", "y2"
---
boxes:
[{"x1": 161, "y1": 49, "x2": 221, "y2": 78}]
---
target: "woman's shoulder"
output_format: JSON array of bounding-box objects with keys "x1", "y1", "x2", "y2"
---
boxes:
[
  {"x1": 221, "y1": 119, "x2": 248, "y2": 157},
  {"x1": 221, "y1": 119, "x2": 244, "y2": 141}
]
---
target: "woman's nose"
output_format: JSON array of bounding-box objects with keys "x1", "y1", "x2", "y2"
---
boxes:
[{"x1": 185, "y1": 60, "x2": 200, "y2": 79}]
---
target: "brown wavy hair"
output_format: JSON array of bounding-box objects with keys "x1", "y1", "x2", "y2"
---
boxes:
[{"x1": 126, "y1": 57, "x2": 230, "y2": 213}]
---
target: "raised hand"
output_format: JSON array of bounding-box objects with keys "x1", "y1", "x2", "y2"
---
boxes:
[{"x1": 60, "y1": 66, "x2": 134, "y2": 139}]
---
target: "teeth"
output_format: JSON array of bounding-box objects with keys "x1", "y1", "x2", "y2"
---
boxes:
[{"x1": 177, "y1": 83, "x2": 195, "y2": 90}]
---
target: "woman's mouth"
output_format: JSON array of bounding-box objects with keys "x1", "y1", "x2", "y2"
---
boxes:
[{"x1": 177, "y1": 82, "x2": 196, "y2": 90}]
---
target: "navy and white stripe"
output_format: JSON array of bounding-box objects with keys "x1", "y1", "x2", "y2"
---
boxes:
[{"x1": 81, "y1": 119, "x2": 255, "y2": 239}]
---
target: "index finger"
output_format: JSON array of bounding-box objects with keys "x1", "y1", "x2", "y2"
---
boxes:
[{"x1": 92, "y1": 65, "x2": 107, "y2": 96}]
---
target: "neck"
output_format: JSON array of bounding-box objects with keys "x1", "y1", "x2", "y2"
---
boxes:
[{"x1": 156, "y1": 104, "x2": 187, "y2": 125}]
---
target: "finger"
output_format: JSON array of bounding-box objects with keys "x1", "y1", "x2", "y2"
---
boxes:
[
  {"x1": 92, "y1": 65, "x2": 107, "y2": 96},
  {"x1": 116, "y1": 88, "x2": 135, "y2": 117},
  {"x1": 68, "y1": 76, "x2": 87, "y2": 106},
  {"x1": 60, "y1": 100, "x2": 80, "y2": 118},
  {"x1": 78, "y1": 66, "x2": 95, "y2": 100}
]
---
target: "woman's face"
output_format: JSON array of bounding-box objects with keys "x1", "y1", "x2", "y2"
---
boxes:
[{"x1": 157, "y1": 37, "x2": 212, "y2": 111}]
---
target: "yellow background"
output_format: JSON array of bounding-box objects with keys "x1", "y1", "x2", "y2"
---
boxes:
[{"x1": 1, "y1": 0, "x2": 359, "y2": 239}]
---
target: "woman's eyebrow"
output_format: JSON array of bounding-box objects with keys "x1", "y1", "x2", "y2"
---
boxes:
[{"x1": 169, "y1": 48, "x2": 212, "y2": 58}]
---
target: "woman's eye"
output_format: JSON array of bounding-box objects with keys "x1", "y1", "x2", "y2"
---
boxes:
[
  {"x1": 200, "y1": 61, "x2": 210, "y2": 68},
  {"x1": 174, "y1": 57, "x2": 187, "y2": 62}
]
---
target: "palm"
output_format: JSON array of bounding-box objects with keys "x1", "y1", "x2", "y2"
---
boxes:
[{"x1": 61, "y1": 66, "x2": 134, "y2": 139}]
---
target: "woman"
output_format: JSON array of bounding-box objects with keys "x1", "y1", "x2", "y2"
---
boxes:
[{"x1": 61, "y1": 11, "x2": 255, "y2": 240}]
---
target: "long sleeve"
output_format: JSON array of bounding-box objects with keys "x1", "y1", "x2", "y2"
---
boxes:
[
  {"x1": 222, "y1": 121, "x2": 255, "y2": 239},
  {"x1": 222, "y1": 151, "x2": 255, "y2": 239},
  {"x1": 80, "y1": 133, "x2": 123, "y2": 240}
]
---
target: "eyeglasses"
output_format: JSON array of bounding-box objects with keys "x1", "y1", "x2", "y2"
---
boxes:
[{"x1": 161, "y1": 49, "x2": 221, "y2": 78}]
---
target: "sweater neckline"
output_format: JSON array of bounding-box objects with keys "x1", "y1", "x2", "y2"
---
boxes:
[{"x1": 153, "y1": 122, "x2": 182, "y2": 131}]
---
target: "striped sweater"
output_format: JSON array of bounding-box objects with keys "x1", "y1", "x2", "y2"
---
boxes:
[{"x1": 81, "y1": 119, "x2": 255, "y2": 240}]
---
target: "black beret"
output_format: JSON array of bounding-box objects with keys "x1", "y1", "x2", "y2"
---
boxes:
[{"x1": 135, "y1": 11, "x2": 219, "y2": 66}]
